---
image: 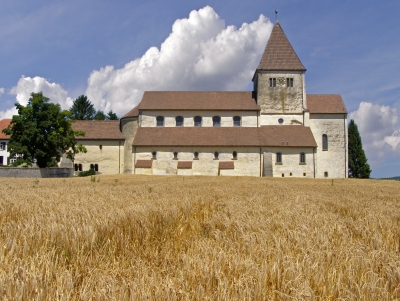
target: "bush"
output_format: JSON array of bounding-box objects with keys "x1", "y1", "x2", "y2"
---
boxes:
[
  {"x1": 78, "y1": 169, "x2": 96, "y2": 177},
  {"x1": 11, "y1": 158, "x2": 32, "y2": 167}
]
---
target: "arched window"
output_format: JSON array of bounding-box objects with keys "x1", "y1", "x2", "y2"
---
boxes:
[
  {"x1": 194, "y1": 116, "x2": 202, "y2": 127},
  {"x1": 322, "y1": 134, "x2": 328, "y2": 150},
  {"x1": 233, "y1": 116, "x2": 241, "y2": 127},
  {"x1": 95, "y1": 164, "x2": 99, "y2": 172},
  {"x1": 300, "y1": 152, "x2": 306, "y2": 163},
  {"x1": 176, "y1": 116, "x2": 183, "y2": 127},
  {"x1": 232, "y1": 151, "x2": 237, "y2": 159},
  {"x1": 79, "y1": 164, "x2": 83, "y2": 171},
  {"x1": 152, "y1": 151, "x2": 157, "y2": 159},
  {"x1": 213, "y1": 116, "x2": 221, "y2": 127},
  {"x1": 90, "y1": 164, "x2": 94, "y2": 170},
  {"x1": 74, "y1": 164, "x2": 78, "y2": 171},
  {"x1": 276, "y1": 152, "x2": 282, "y2": 163},
  {"x1": 156, "y1": 116, "x2": 164, "y2": 127},
  {"x1": 173, "y1": 152, "x2": 178, "y2": 159},
  {"x1": 214, "y1": 151, "x2": 219, "y2": 159},
  {"x1": 194, "y1": 151, "x2": 199, "y2": 159}
]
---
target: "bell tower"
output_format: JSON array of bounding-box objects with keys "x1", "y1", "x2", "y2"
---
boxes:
[{"x1": 253, "y1": 21, "x2": 307, "y2": 118}]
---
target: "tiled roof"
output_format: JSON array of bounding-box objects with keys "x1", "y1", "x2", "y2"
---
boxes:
[
  {"x1": 135, "y1": 160, "x2": 153, "y2": 168},
  {"x1": 133, "y1": 127, "x2": 261, "y2": 147},
  {"x1": 137, "y1": 91, "x2": 260, "y2": 111},
  {"x1": 256, "y1": 22, "x2": 306, "y2": 72},
  {"x1": 307, "y1": 94, "x2": 347, "y2": 114},
  {"x1": 0, "y1": 119, "x2": 11, "y2": 139},
  {"x1": 177, "y1": 161, "x2": 192, "y2": 169},
  {"x1": 259, "y1": 125, "x2": 317, "y2": 147},
  {"x1": 219, "y1": 161, "x2": 234, "y2": 169},
  {"x1": 72, "y1": 120, "x2": 124, "y2": 140},
  {"x1": 122, "y1": 105, "x2": 139, "y2": 119},
  {"x1": 133, "y1": 126, "x2": 317, "y2": 147}
]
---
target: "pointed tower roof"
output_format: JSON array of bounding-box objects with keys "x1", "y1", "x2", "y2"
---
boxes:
[{"x1": 256, "y1": 21, "x2": 306, "y2": 72}]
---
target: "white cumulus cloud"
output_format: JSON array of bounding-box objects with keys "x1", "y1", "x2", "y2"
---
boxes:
[
  {"x1": 86, "y1": 6, "x2": 273, "y2": 116},
  {"x1": 9, "y1": 76, "x2": 73, "y2": 109},
  {"x1": 0, "y1": 87, "x2": 4, "y2": 97},
  {"x1": 349, "y1": 102, "x2": 400, "y2": 161}
]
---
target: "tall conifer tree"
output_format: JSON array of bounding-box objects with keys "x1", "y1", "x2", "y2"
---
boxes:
[{"x1": 348, "y1": 119, "x2": 371, "y2": 178}]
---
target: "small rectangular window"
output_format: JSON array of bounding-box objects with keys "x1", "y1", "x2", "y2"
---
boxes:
[
  {"x1": 269, "y1": 78, "x2": 276, "y2": 87},
  {"x1": 286, "y1": 78, "x2": 293, "y2": 87},
  {"x1": 324, "y1": 171, "x2": 328, "y2": 178},
  {"x1": 303, "y1": 173, "x2": 306, "y2": 177}
]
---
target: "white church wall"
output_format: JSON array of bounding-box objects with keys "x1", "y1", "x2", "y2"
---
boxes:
[
  {"x1": 260, "y1": 114, "x2": 303, "y2": 126},
  {"x1": 309, "y1": 114, "x2": 347, "y2": 178},
  {"x1": 264, "y1": 147, "x2": 315, "y2": 178},
  {"x1": 140, "y1": 111, "x2": 258, "y2": 127},
  {"x1": 134, "y1": 147, "x2": 260, "y2": 176}
]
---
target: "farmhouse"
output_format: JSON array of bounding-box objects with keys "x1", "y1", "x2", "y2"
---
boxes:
[{"x1": 71, "y1": 20, "x2": 348, "y2": 178}]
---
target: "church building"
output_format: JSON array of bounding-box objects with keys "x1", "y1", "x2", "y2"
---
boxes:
[{"x1": 72, "y1": 21, "x2": 348, "y2": 178}]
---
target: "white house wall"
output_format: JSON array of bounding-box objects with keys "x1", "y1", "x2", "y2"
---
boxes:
[
  {"x1": 140, "y1": 111, "x2": 258, "y2": 127},
  {"x1": 309, "y1": 114, "x2": 348, "y2": 178}
]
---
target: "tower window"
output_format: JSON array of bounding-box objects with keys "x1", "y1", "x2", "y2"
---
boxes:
[
  {"x1": 233, "y1": 116, "x2": 241, "y2": 127},
  {"x1": 194, "y1": 116, "x2": 202, "y2": 127},
  {"x1": 322, "y1": 134, "x2": 328, "y2": 151},
  {"x1": 269, "y1": 78, "x2": 276, "y2": 87},
  {"x1": 286, "y1": 78, "x2": 294, "y2": 87},
  {"x1": 213, "y1": 116, "x2": 221, "y2": 127},
  {"x1": 156, "y1": 116, "x2": 164, "y2": 127},
  {"x1": 276, "y1": 152, "x2": 282, "y2": 163},
  {"x1": 300, "y1": 152, "x2": 306, "y2": 163},
  {"x1": 176, "y1": 116, "x2": 183, "y2": 126}
]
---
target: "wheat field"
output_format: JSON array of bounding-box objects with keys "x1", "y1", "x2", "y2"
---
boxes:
[{"x1": 0, "y1": 175, "x2": 399, "y2": 300}]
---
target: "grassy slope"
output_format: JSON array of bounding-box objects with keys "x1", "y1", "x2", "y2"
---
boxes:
[{"x1": 0, "y1": 175, "x2": 399, "y2": 300}]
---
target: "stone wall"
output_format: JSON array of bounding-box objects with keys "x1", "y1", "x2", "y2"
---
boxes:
[
  {"x1": 0, "y1": 167, "x2": 74, "y2": 178},
  {"x1": 309, "y1": 114, "x2": 348, "y2": 178},
  {"x1": 140, "y1": 111, "x2": 258, "y2": 127},
  {"x1": 256, "y1": 71, "x2": 305, "y2": 114},
  {"x1": 121, "y1": 117, "x2": 138, "y2": 174},
  {"x1": 74, "y1": 140, "x2": 123, "y2": 174},
  {"x1": 134, "y1": 147, "x2": 261, "y2": 176}
]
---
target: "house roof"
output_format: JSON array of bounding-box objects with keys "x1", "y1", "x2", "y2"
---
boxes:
[
  {"x1": 259, "y1": 125, "x2": 317, "y2": 147},
  {"x1": 307, "y1": 94, "x2": 347, "y2": 114},
  {"x1": 256, "y1": 22, "x2": 306, "y2": 72},
  {"x1": 0, "y1": 119, "x2": 11, "y2": 139},
  {"x1": 122, "y1": 105, "x2": 139, "y2": 119},
  {"x1": 137, "y1": 91, "x2": 260, "y2": 111},
  {"x1": 72, "y1": 120, "x2": 124, "y2": 140},
  {"x1": 133, "y1": 126, "x2": 317, "y2": 147}
]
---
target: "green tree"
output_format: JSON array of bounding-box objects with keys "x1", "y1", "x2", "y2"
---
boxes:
[
  {"x1": 94, "y1": 110, "x2": 106, "y2": 120},
  {"x1": 69, "y1": 95, "x2": 96, "y2": 120},
  {"x1": 3, "y1": 92, "x2": 86, "y2": 168},
  {"x1": 348, "y1": 119, "x2": 371, "y2": 178},
  {"x1": 107, "y1": 110, "x2": 119, "y2": 120}
]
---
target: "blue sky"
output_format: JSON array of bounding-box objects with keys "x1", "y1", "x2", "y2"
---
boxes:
[{"x1": 0, "y1": 0, "x2": 399, "y2": 178}]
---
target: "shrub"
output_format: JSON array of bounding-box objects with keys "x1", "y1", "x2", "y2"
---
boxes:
[{"x1": 78, "y1": 169, "x2": 96, "y2": 177}]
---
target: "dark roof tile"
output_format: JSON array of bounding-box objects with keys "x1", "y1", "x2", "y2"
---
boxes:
[
  {"x1": 0, "y1": 119, "x2": 11, "y2": 139},
  {"x1": 72, "y1": 120, "x2": 124, "y2": 140},
  {"x1": 307, "y1": 94, "x2": 347, "y2": 114}
]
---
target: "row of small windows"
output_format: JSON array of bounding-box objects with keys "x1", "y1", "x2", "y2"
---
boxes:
[
  {"x1": 269, "y1": 77, "x2": 294, "y2": 88},
  {"x1": 74, "y1": 164, "x2": 99, "y2": 172},
  {"x1": 156, "y1": 116, "x2": 241, "y2": 127},
  {"x1": 276, "y1": 152, "x2": 306, "y2": 164},
  {"x1": 152, "y1": 151, "x2": 238, "y2": 160}
]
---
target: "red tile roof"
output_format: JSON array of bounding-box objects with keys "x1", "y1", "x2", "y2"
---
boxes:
[
  {"x1": 307, "y1": 94, "x2": 347, "y2": 114},
  {"x1": 72, "y1": 120, "x2": 124, "y2": 140},
  {"x1": 177, "y1": 161, "x2": 192, "y2": 169},
  {"x1": 122, "y1": 105, "x2": 139, "y2": 119},
  {"x1": 0, "y1": 119, "x2": 11, "y2": 139},
  {"x1": 219, "y1": 161, "x2": 234, "y2": 169},
  {"x1": 135, "y1": 160, "x2": 153, "y2": 168},
  {"x1": 137, "y1": 91, "x2": 260, "y2": 111},
  {"x1": 256, "y1": 22, "x2": 306, "y2": 72},
  {"x1": 133, "y1": 127, "x2": 261, "y2": 147},
  {"x1": 133, "y1": 126, "x2": 317, "y2": 147},
  {"x1": 259, "y1": 126, "x2": 317, "y2": 147}
]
